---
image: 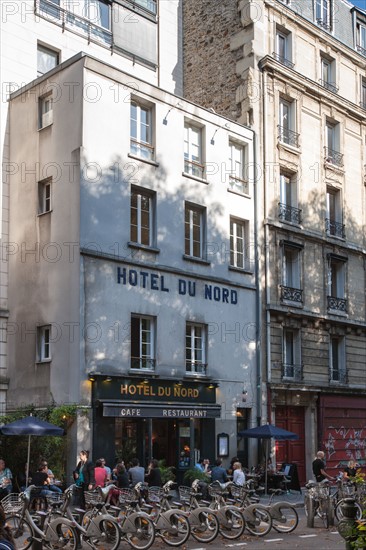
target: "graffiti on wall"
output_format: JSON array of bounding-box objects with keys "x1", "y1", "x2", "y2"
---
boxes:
[{"x1": 324, "y1": 426, "x2": 366, "y2": 468}]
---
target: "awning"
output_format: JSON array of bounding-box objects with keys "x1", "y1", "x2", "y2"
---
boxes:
[{"x1": 101, "y1": 402, "x2": 221, "y2": 419}]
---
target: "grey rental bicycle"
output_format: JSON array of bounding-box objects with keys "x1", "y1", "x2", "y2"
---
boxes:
[
  {"x1": 5, "y1": 486, "x2": 78, "y2": 550},
  {"x1": 304, "y1": 480, "x2": 333, "y2": 529}
]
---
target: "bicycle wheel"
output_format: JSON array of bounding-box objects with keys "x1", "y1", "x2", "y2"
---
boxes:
[
  {"x1": 158, "y1": 512, "x2": 190, "y2": 547},
  {"x1": 245, "y1": 506, "x2": 272, "y2": 536},
  {"x1": 219, "y1": 507, "x2": 246, "y2": 540},
  {"x1": 190, "y1": 509, "x2": 219, "y2": 543},
  {"x1": 304, "y1": 496, "x2": 314, "y2": 528},
  {"x1": 6, "y1": 514, "x2": 33, "y2": 550},
  {"x1": 125, "y1": 515, "x2": 155, "y2": 550},
  {"x1": 335, "y1": 500, "x2": 362, "y2": 521},
  {"x1": 98, "y1": 518, "x2": 120, "y2": 550},
  {"x1": 271, "y1": 505, "x2": 299, "y2": 533},
  {"x1": 48, "y1": 522, "x2": 78, "y2": 550},
  {"x1": 320, "y1": 503, "x2": 329, "y2": 529}
]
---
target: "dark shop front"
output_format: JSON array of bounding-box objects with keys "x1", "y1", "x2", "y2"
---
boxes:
[{"x1": 90, "y1": 377, "x2": 221, "y2": 477}]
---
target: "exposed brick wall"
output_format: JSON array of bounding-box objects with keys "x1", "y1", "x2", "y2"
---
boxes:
[{"x1": 182, "y1": 0, "x2": 243, "y2": 120}]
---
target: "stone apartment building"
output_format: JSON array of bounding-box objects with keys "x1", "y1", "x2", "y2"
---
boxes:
[{"x1": 183, "y1": 0, "x2": 366, "y2": 482}]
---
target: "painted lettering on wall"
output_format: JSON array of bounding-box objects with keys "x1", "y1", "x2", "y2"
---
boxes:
[
  {"x1": 120, "y1": 383, "x2": 200, "y2": 399},
  {"x1": 117, "y1": 267, "x2": 238, "y2": 305}
]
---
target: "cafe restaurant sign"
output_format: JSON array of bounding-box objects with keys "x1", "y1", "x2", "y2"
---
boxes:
[{"x1": 94, "y1": 378, "x2": 217, "y2": 404}]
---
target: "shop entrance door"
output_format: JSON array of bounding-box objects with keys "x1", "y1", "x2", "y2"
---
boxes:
[
  {"x1": 275, "y1": 406, "x2": 306, "y2": 484},
  {"x1": 150, "y1": 419, "x2": 177, "y2": 466}
]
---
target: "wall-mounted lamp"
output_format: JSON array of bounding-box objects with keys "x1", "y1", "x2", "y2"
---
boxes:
[
  {"x1": 210, "y1": 128, "x2": 219, "y2": 145},
  {"x1": 105, "y1": 376, "x2": 112, "y2": 382},
  {"x1": 142, "y1": 378, "x2": 149, "y2": 384},
  {"x1": 176, "y1": 380, "x2": 183, "y2": 386},
  {"x1": 88, "y1": 374, "x2": 95, "y2": 382},
  {"x1": 163, "y1": 101, "x2": 184, "y2": 125}
]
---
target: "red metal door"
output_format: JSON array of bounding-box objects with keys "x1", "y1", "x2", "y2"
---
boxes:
[{"x1": 275, "y1": 406, "x2": 306, "y2": 485}]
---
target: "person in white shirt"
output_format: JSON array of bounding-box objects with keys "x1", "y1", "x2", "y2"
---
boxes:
[{"x1": 232, "y1": 462, "x2": 245, "y2": 486}]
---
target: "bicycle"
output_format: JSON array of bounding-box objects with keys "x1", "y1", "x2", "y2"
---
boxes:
[
  {"x1": 5, "y1": 485, "x2": 78, "y2": 550},
  {"x1": 264, "y1": 488, "x2": 299, "y2": 533},
  {"x1": 207, "y1": 481, "x2": 246, "y2": 540},
  {"x1": 228, "y1": 482, "x2": 273, "y2": 536},
  {"x1": 304, "y1": 480, "x2": 333, "y2": 528},
  {"x1": 74, "y1": 485, "x2": 155, "y2": 550},
  {"x1": 177, "y1": 481, "x2": 220, "y2": 543},
  {"x1": 131, "y1": 481, "x2": 190, "y2": 547}
]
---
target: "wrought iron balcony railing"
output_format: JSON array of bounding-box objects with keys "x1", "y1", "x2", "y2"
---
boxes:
[
  {"x1": 329, "y1": 369, "x2": 347, "y2": 384},
  {"x1": 186, "y1": 361, "x2": 207, "y2": 375},
  {"x1": 327, "y1": 296, "x2": 347, "y2": 313},
  {"x1": 130, "y1": 138, "x2": 155, "y2": 161},
  {"x1": 325, "y1": 218, "x2": 345, "y2": 238},
  {"x1": 324, "y1": 147, "x2": 344, "y2": 167},
  {"x1": 282, "y1": 363, "x2": 303, "y2": 381},
  {"x1": 184, "y1": 159, "x2": 205, "y2": 179},
  {"x1": 357, "y1": 44, "x2": 366, "y2": 56},
  {"x1": 317, "y1": 18, "x2": 331, "y2": 31},
  {"x1": 278, "y1": 203, "x2": 302, "y2": 224},
  {"x1": 278, "y1": 125, "x2": 300, "y2": 148},
  {"x1": 272, "y1": 52, "x2": 295, "y2": 69},
  {"x1": 280, "y1": 285, "x2": 303, "y2": 303},
  {"x1": 319, "y1": 79, "x2": 339, "y2": 94},
  {"x1": 130, "y1": 357, "x2": 156, "y2": 370}
]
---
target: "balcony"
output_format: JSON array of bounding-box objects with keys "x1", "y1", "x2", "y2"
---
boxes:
[
  {"x1": 282, "y1": 363, "x2": 303, "y2": 381},
  {"x1": 319, "y1": 79, "x2": 339, "y2": 94},
  {"x1": 278, "y1": 203, "x2": 302, "y2": 224},
  {"x1": 186, "y1": 361, "x2": 207, "y2": 375},
  {"x1": 272, "y1": 52, "x2": 295, "y2": 69},
  {"x1": 37, "y1": 0, "x2": 112, "y2": 46},
  {"x1": 324, "y1": 147, "x2": 344, "y2": 167},
  {"x1": 317, "y1": 18, "x2": 331, "y2": 31},
  {"x1": 228, "y1": 175, "x2": 249, "y2": 195},
  {"x1": 280, "y1": 285, "x2": 303, "y2": 304},
  {"x1": 327, "y1": 296, "x2": 347, "y2": 313},
  {"x1": 357, "y1": 44, "x2": 366, "y2": 56},
  {"x1": 325, "y1": 218, "x2": 345, "y2": 239},
  {"x1": 130, "y1": 357, "x2": 156, "y2": 371},
  {"x1": 329, "y1": 369, "x2": 347, "y2": 384},
  {"x1": 130, "y1": 138, "x2": 155, "y2": 161},
  {"x1": 278, "y1": 125, "x2": 300, "y2": 148},
  {"x1": 184, "y1": 159, "x2": 205, "y2": 180}
]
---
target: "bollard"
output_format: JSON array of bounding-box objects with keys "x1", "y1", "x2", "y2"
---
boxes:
[{"x1": 337, "y1": 497, "x2": 359, "y2": 550}]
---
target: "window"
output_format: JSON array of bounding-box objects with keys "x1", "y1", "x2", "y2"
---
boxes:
[
  {"x1": 125, "y1": 0, "x2": 157, "y2": 14},
  {"x1": 320, "y1": 56, "x2": 337, "y2": 93},
  {"x1": 356, "y1": 22, "x2": 366, "y2": 55},
  {"x1": 281, "y1": 242, "x2": 303, "y2": 304},
  {"x1": 361, "y1": 78, "x2": 366, "y2": 109},
  {"x1": 37, "y1": 325, "x2": 51, "y2": 361},
  {"x1": 185, "y1": 203, "x2": 205, "y2": 259},
  {"x1": 278, "y1": 98, "x2": 298, "y2": 147},
  {"x1": 38, "y1": 179, "x2": 52, "y2": 214},
  {"x1": 228, "y1": 140, "x2": 248, "y2": 194},
  {"x1": 66, "y1": 0, "x2": 110, "y2": 29},
  {"x1": 37, "y1": 44, "x2": 59, "y2": 77},
  {"x1": 282, "y1": 329, "x2": 301, "y2": 380},
  {"x1": 316, "y1": 0, "x2": 331, "y2": 30},
  {"x1": 130, "y1": 188, "x2": 154, "y2": 247},
  {"x1": 274, "y1": 28, "x2": 293, "y2": 68},
  {"x1": 186, "y1": 323, "x2": 207, "y2": 375},
  {"x1": 279, "y1": 172, "x2": 301, "y2": 224},
  {"x1": 184, "y1": 123, "x2": 204, "y2": 179},
  {"x1": 230, "y1": 218, "x2": 248, "y2": 269},
  {"x1": 326, "y1": 187, "x2": 344, "y2": 238},
  {"x1": 39, "y1": 94, "x2": 53, "y2": 129},
  {"x1": 130, "y1": 315, "x2": 155, "y2": 370},
  {"x1": 327, "y1": 255, "x2": 347, "y2": 312},
  {"x1": 329, "y1": 336, "x2": 346, "y2": 383},
  {"x1": 130, "y1": 101, "x2": 154, "y2": 160},
  {"x1": 325, "y1": 121, "x2": 343, "y2": 166}
]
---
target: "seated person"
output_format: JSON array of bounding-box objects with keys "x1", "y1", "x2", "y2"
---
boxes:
[
  {"x1": 40, "y1": 460, "x2": 62, "y2": 493},
  {"x1": 94, "y1": 459, "x2": 107, "y2": 488},
  {"x1": 0, "y1": 459, "x2": 13, "y2": 500},
  {"x1": 211, "y1": 458, "x2": 228, "y2": 483},
  {"x1": 17, "y1": 463, "x2": 33, "y2": 491},
  {"x1": 31, "y1": 464, "x2": 54, "y2": 497}
]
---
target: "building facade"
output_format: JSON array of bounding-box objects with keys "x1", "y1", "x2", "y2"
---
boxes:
[
  {"x1": 7, "y1": 53, "x2": 257, "y2": 478},
  {"x1": 183, "y1": 0, "x2": 366, "y2": 482}
]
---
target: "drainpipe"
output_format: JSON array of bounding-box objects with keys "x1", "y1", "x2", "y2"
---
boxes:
[{"x1": 253, "y1": 131, "x2": 262, "y2": 430}]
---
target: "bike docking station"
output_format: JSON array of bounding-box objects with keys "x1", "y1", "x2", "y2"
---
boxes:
[{"x1": 337, "y1": 497, "x2": 362, "y2": 550}]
